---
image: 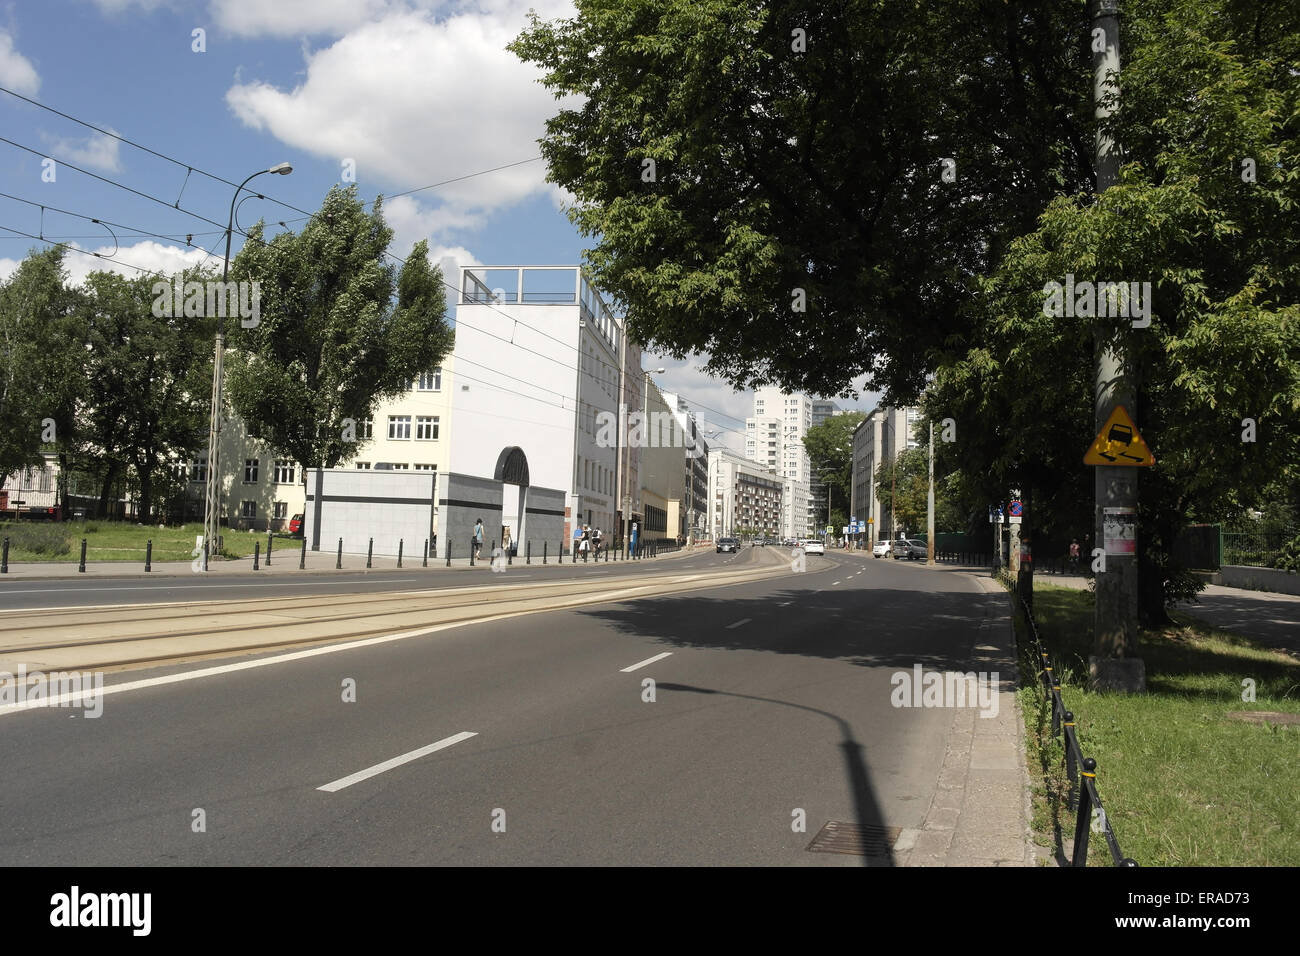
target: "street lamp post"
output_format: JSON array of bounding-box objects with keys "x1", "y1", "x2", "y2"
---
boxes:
[{"x1": 201, "y1": 163, "x2": 292, "y2": 570}]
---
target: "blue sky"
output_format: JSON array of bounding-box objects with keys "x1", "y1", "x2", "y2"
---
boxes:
[{"x1": 0, "y1": 0, "x2": 880, "y2": 450}]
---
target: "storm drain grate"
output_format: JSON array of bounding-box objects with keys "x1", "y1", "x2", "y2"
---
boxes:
[{"x1": 806, "y1": 821, "x2": 901, "y2": 857}]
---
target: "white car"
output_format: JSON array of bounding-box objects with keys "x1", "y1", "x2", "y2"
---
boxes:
[
  {"x1": 873, "y1": 541, "x2": 891, "y2": 558},
  {"x1": 803, "y1": 539, "x2": 825, "y2": 555}
]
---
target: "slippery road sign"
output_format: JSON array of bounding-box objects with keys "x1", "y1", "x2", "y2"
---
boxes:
[{"x1": 1084, "y1": 406, "x2": 1154, "y2": 466}]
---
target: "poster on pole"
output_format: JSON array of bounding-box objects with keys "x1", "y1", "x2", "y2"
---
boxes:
[{"x1": 1103, "y1": 507, "x2": 1137, "y2": 554}]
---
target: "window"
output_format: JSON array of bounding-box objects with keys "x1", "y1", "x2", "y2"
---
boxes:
[
  {"x1": 355, "y1": 462, "x2": 371, "y2": 469},
  {"x1": 244, "y1": 459, "x2": 259, "y2": 483},
  {"x1": 241, "y1": 501, "x2": 256, "y2": 518},
  {"x1": 274, "y1": 460, "x2": 295, "y2": 484},
  {"x1": 388, "y1": 415, "x2": 411, "y2": 440},
  {"x1": 357, "y1": 417, "x2": 373, "y2": 439},
  {"x1": 390, "y1": 463, "x2": 410, "y2": 470},
  {"x1": 189, "y1": 461, "x2": 207, "y2": 483},
  {"x1": 416, "y1": 416, "x2": 440, "y2": 440},
  {"x1": 172, "y1": 461, "x2": 189, "y2": 482},
  {"x1": 414, "y1": 463, "x2": 437, "y2": 471},
  {"x1": 273, "y1": 501, "x2": 287, "y2": 519},
  {"x1": 416, "y1": 368, "x2": 442, "y2": 391}
]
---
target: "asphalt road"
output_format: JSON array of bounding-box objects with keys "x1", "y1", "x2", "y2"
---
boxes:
[{"x1": 0, "y1": 548, "x2": 1000, "y2": 865}]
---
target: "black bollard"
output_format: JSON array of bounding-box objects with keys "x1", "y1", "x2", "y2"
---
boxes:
[
  {"x1": 446, "y1": 537, "x2": 451, "y2": 568},
  {"x1": 398, "y1": 539, "x2": 403, "y2": 568},
  {"x1": 1, "y1": 536, "x2": 8, "y2": 574},
  {"x1": 543, "y1": 541, "x2": 547, "y2": 564},
  {"x1": 508, "y1": 545, "x2": 513, "y2": 566},
  {"x1": 423, "y1": 539, "x2": 428, "y2": 568},
  {"x1": 145, "y1": 539, "x2": 152, "y2": 573},
  {"x1": 367, "y1": 537, "x2": 373, "y2": 569},
  {"x1": 470, "y1": 537, "x2": 475, "y2": 567},
  {"x1": 266, "y1": 531, "x2": 272, "y2": 566},
  {"x1": 299, "y1": 536, "x2": 307, "y2": 569},
  {"x1": 336, "y1": 538, "x2": 343, "y2": 569},
  {"x1": 526, "y1": 541, "x2": 531, "y2": 565},
  {"x1": 79, "y1": 538, "x2": 87, "y2": 572},
  {"x1": 253, "y1": 541, "x2": 260, "y2": 570}
]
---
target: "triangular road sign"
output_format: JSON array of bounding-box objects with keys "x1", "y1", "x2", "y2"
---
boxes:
[{"x1": 1084, "y1": 405, "x2": 1155, "y2": 466}]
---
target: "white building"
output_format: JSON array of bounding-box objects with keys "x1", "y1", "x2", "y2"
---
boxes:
[{"x1": 745, "y1": 387, "x2": 814, "y2": 537}]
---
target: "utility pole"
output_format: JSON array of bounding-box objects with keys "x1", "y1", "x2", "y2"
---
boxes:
[
  {"x1": 926, "y1": 420, "x2": 935, "y2": 565},
  {"x1": 1090, "y1": 0, "x2": 1144, "y2": 691}
]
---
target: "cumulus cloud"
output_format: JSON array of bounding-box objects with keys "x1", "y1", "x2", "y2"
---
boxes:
[
  {"x1": 225, "y1": 3, "x2": 578, "y2": 223},
  {"x1": 0, "y1": 31, "x2": 40, "y2": 95},
  {"x1": 39, "y1": 131, "x2": 123, "y2": 174},
  {"x1": 26, "y1": 239, "x2": 220, "y2": 288}
]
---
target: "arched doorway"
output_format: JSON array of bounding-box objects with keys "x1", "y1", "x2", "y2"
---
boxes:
[{"x1": 494, "y1": 446, "x2": 529, "y2": 554}]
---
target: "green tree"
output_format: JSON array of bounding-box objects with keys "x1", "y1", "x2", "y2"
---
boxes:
[
  {"x1": 511, "y1": 0, "x2": 1099, "y2": 399},
  {"x1": 927, "y1": 0, "x2": 1300, "y2": 623},
  {"x1": 224, "y1": 186, "x2": 454, "y2": 489},
  {"x1": 0, "y1": 248, "x2": 82, "y2": 483},
  {"x1": 803, "y1": 411, "x2": 864, "y2": 520},
  {"x1": 75, "y1": 270, "x2": 210, "y2": 520}
]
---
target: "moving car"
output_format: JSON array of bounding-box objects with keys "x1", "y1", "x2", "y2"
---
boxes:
[
  {"x1": 717, "y1": 537, "x2": 740, "y2": 553},
  {"x1": 873, "y1": 540, "x2": 891, "y2": 558},
  {"x1": 803, "y1": 539, "x2": 825, "y2": 555}
]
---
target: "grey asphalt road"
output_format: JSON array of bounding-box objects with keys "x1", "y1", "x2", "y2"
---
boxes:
[
  {"x1": 0, "y1": 550, "x2": 999, "y2": 866},
  {"x1": 0, "y1": 545, "x2": 758, "y2": 611}
]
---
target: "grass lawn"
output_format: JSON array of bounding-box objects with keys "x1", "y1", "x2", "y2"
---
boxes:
[
  {"x1": 0, "y1": 520, "x2": 295, "y2": 564},
  {"x1": 1017, "y1": 582, "x2": 1299, "y2": 867}
]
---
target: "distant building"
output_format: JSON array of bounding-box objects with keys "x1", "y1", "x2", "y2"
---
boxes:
[
  {"x1": 850, "y1": 405, "x2": 921, "y2": 541},
  {"x1": 708, "y1": 448, "x2": 783, "y2": 540}
]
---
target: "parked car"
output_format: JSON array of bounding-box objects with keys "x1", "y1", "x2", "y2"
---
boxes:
[
  {"x1": 873, "y1": 540, "x2": 891, "y2": 558},
  {"x1": 803, "y1": 539, "x2": 825, "y2": 555},
  {"x1": 717, "y1": 537, "x2": 740, "y2": 553},
  {"x1": 289, "y1": 513, "x2": 304, "y2": 537},
  {"x1": 905, "y1": 539, "x2": 928, "y2": 560},
  {"x1": 891, "y1": 538, "x2": 910, "y2": 559}
]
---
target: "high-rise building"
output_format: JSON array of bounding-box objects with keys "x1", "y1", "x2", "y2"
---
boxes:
[
  {"x1": 850, "y1": 404, "x2": 922, "y2": 543},
  {"x1": 745, "y1": 387, "x2": 814, "y2": 537}
]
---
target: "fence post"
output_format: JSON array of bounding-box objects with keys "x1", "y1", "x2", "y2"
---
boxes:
[
  {"x1": 336, "y1": 538, "x2": 343, "y2": 569},
  {"x1": 253, "y1": 541, "x2": 260, "y2": 570},
  {"x1": 1072, "y1": 758, "x2": 1097, "y2": 866},
  {"x1": 145, "y1": 539, "x2": 152, "y2": 573},
  {"x1": 398, "y1": 539, "x2": 403, "y2": 568},
  {"x1": 1, "y1": 536, "x2": 7, "y2": 573},
  {"x1": 79, "y1": 538, "x2": 87, "y2": 573},
  {"x1": 300, "y1": 536, "x2": 307, "y2": 569},
  {"x1": 367, "y1": 538, "x2": 373, "y2": 569}
]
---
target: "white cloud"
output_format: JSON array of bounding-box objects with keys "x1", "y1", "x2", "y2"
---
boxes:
[
  {"x1": 0, "y1": 256, "x2": 21, "y2": 283},
  {"x1": 49, "y1": 239, "x2": 219, "y2": 288},
  {"x1": 0, "y1": 31, "x2": 40, "y2": 95},
  {"x1": 210, "y1": 0, "x2": 401, "y2": 38},
  {"x1": 40, "y1": 131, "x2": 123, "y2": 174},
  {"x1": 225, "y1": 4, "x2": 578, "y2": 226},
  {"x1": 428, "y1": 243, "x2": 480, "y2": 301}
]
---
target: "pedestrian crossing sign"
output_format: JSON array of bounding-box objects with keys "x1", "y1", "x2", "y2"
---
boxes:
[{"x1": 1084, "y1": 406, "x2": 1155, "y2": 466}]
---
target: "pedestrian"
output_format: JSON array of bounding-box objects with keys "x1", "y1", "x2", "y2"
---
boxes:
[
  {"x1": 593, "y1": 527, "x2": 603, "y2": 557},
  {"x1": 473, "y1": 518, "x2": 484, "y2": 560},
  {"x1": 580, "y1": 524, "x2": 591, "y2": 562},
  {"x1": 572, "y1": 524, "x2": 582, "y2": 557},
  {"x1": 1069, "y1": 538, "x2": 1081, "y2": 572}
]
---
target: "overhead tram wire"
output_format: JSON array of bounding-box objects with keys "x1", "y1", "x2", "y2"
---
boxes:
[
  {"x1": 0, "y1": 86, "x2": 752, "y2": 431},
  {"x1": 0, "y1": 220, "x2": 232, "y2": 284}
]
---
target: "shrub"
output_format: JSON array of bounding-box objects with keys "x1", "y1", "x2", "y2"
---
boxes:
[{"x1": 1273, "y1": 535, "x2": 1300, "y2": 573}]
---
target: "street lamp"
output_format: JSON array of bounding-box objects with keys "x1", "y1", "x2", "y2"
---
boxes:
[{"x1": 201, "y1": 162, "x2": 293, "y2": 570}]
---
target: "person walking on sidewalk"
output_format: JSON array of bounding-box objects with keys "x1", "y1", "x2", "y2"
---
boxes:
[
  {"x1": 473, "y1": 518, "x2": 484, "y2": 561},
  {"x1": 580, "y1": 524, "x2": 591, "y2": 562},
  {"x1": 1069, "y1": 538, "x2": 1081, "y2": 572}
]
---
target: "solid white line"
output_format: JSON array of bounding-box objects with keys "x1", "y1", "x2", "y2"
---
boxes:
[
  {"x1": 318, "y1": 732, "x2": 477, "y2": 792},
  {"x1": 620, "y1": 652, "x2": 673, "y2": 673},
  {"x1": 726, "y1": 618, "x2": 751, "y2": 629}
]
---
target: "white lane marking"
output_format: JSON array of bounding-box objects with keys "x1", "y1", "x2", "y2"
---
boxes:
[
  {"x1": 832, "y1": 581, "x2": 841, "y2": 585},
  {"x1": 777, "y1": 602, "x2": 792, "y2": 606},
  {"x1": 726, "y1": 618, "x2": 751, "y2": 629},
  {"x1": 318, "y1": 732, "x2": 477, "y2": 793},
  {"x1": 620, "y1": 652, "x2": 673, "y2": 672}
]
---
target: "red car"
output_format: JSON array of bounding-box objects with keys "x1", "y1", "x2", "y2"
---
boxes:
[{"x1": 289, "y1": 514, "x2": 304, "y2": 536}]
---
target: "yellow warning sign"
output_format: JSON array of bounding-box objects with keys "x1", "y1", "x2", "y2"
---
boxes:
[{"x1": 1084, "y1": 406, "x2": 1155, "y2": 466}]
